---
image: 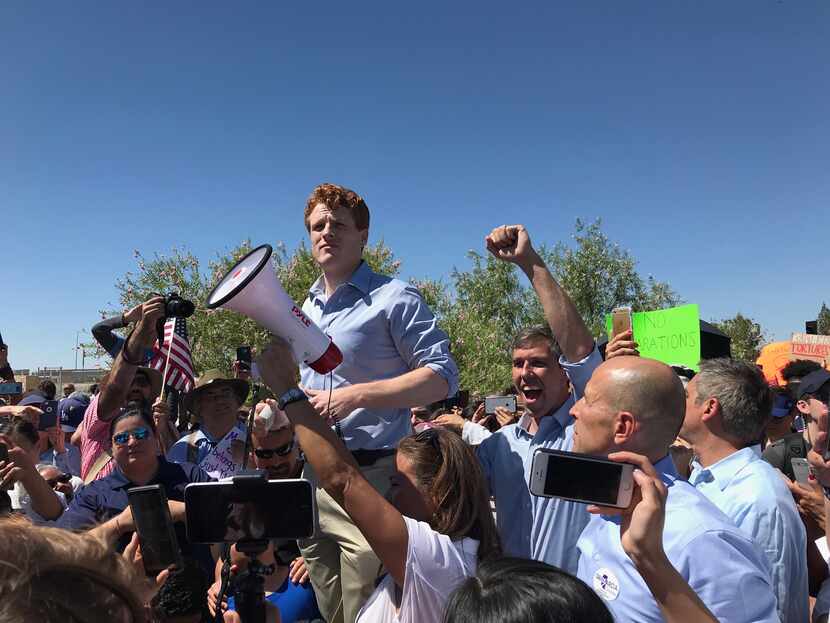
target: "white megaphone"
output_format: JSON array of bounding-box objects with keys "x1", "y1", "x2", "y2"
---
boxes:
[{"x1": 206, "y1": 244, "x2": 342, "y2": 374}]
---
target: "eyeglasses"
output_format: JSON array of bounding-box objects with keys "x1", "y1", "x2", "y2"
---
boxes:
[
  {"x1": 254, "y1": 438, "x2": 296, "y2": 459},
  {"x1": 112, "y1": 427, "x2": 151, "y2": 446},
  {"x1": 46, "y1": 473, "x2": 72, "y2": 487}
]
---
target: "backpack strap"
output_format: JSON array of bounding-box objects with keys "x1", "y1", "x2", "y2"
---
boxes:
[{"x1": 83, "y1": 450, "x2": 112, "y2": 485}]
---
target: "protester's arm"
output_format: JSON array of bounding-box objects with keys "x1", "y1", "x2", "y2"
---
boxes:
[
  {"x1": 257, "y1": 338, "x2": 410, "y2": 586},
  {"x1": 98, "y1": 296, "x2": 165, "y2": 421},
  {"x1": 590, "y1": 452, "x2": 718, "y2": 623},
  {"x1": 0, "y1": 405, "x2": 43, "y2": 423},
  {"x1": 306, "y1": 366, "x2": 449, "y2": 423},
  {"x1": 0, "y1": 446, "x2": 64, "y2": 520},
  {"x1": 485, "y1": 225, "x2": 593, "y2": 362}
]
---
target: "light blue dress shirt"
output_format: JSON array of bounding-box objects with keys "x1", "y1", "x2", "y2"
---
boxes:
[
  {"x1": 577, "y1": 455, "x2": 779, "y2": 623},
  {"x1": 475, "y1": 346, "x2": 601, "y2": 574},
  {"x1": 300, "y1": 261, "x2": 458, "y2": 451},
  {"x1": 690, "y1": 447, "x2": 808, "y2": 623}
]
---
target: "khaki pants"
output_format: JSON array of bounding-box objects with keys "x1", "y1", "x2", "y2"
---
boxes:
[{"x1": 299, "y1": 455, "x2": 395, "y2": 623}]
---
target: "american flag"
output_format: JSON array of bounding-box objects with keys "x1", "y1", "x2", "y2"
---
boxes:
[{"x1": 150, "y1": 317, "x2": 195, "y2": 392}]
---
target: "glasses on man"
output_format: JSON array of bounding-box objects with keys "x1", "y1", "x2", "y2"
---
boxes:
[
  {"x1": 253, "y1": 437, "x2": 296, "y2": 459},
  {"x1": 46, "y1": 473, "x2": 72, "y2": 487},
  {"x1": 112, "y1": 427, "x2": 152, "y2": 446}
]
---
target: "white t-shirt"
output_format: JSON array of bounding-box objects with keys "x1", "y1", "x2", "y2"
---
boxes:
[{"x1": 356, "y1": 516, "x2": 478, "y2": 623}]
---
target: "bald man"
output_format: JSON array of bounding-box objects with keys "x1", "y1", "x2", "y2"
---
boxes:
[{"x1": 570, "y1": 357, "x2": 778, "y2": 623}]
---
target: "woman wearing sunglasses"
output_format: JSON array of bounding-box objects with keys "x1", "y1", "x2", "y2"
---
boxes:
[
  {"x1": 256, "y1": 338, "x2": 502, "y2": 623},
  {"x1": 53, "y1": 403, "x2": 213, "y2": 561}
]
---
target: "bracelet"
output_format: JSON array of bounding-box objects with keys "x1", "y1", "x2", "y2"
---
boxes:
[{"x1": 120, "y1": 330, "x2": 145, "y2": 366}]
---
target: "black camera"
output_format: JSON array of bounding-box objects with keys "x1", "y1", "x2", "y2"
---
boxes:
[{"x1": 163, "y1": 292, "x2": 195, "y2": 319}]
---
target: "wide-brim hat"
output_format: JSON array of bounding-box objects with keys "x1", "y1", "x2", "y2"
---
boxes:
[
  {"x1": 181, "y1": 369, "x2": 249, "y2": 415},
  {"x1": 135, "y1": 367, "x2": 164, "y2": 401}
]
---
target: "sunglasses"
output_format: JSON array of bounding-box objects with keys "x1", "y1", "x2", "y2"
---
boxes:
[
  {"x1": 46, "y1": 473, "x2": 72, "y2": 487},
  {"x1": 112, "y1": 427, "x2": 151, "y2": 446},
  {"x1": 254, "y1": 438, "x2": 295, "y2": 459}
]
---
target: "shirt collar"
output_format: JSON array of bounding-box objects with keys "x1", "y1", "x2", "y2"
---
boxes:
[
  {"x1": 515, "y1": 395, "x2": 574, "y2": 439},
  {"x1": 690, "y1": 446, "x2": 755, "y2": 491},
  {"x1": 308, "y1": 261, "x2": 373, "y2": 300}
]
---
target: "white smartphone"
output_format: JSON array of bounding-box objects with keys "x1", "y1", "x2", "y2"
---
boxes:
[
  {"x1": 791, "y1": 457, "x2": 812, "y2": 486},
  {"x1": 485, "y1": 395, "x2": 517, "y2": 415},
  {"x1": 529, "y1": 448, "x2": 635, "y2": 508}
]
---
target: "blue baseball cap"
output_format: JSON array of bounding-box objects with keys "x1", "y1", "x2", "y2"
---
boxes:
[
  {"x1": 18, "y1": 391, "x2": 46, "y2": 407},
  {"x1": 59, "y1": 393, "x2": 89, "y2": 432}
]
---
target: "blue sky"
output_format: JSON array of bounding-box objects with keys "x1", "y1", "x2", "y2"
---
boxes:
[{"x1": 2, "y1": 1, "x2": 829, "y2": 371}]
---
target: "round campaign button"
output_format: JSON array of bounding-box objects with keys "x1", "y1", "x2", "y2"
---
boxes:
[{"x1": 593, "y1": 567, "x2": 620, "y2": 601}]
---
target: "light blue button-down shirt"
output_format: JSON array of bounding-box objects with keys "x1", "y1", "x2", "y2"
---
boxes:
[
  {"x1": 475, "y1": 346, "x2": 601, "y2": 574},
  {"x1": 300, "y1": 261, "x2": 458, "y2": 451},
  {"x1": 690, "y1": 446, "x2": 808, "y2": 623},
  {"x1": 577, "y1": 455, "x2": 779, "y2": 623}
]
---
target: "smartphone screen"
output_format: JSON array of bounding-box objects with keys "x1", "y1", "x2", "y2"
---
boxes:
[
  {"x1": 127, "y1": 485, "x2": 183, "y2": 575},
  {"x1": 38, "y1": 400, "x2": 59, "y2": 430},
  {"x1": 791, "y1": 458, "x2": 812, "y2": 486},
  {"x1": 236, "y1": 346, "x2": 252, "y2": 371},
  {"x1": 531, "y1": 449, "x2": 633, "y2": 507},
  {"x1": 185, "y1": 479, "x2": 315, "y2": 543}
]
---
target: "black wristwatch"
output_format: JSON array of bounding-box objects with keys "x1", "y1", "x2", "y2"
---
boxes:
[{"x1": 278, "y1": 387, "x2": 308, "y2": 411}]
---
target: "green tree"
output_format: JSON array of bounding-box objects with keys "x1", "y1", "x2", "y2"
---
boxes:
[
  {"x1": 543, "y1": 219, "x2": 682, "y2": 336},
  {"x1": 712, "y1": 313, "x2": 766, "y2": 362},
  {"x1": 817, "y1": 303, "x2": 830, "y2": 336}
]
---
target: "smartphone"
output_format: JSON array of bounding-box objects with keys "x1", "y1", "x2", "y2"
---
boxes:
[
  {"x1": 236, "y1": 346, "x2": 252, "y2": 371},
  {"x1": 792, "y1": 458, "x2": 812, "y2": 486},
  {"x1": 38, "y1": 400, "x2": 59, "y2": 430},
  {"x1": 611, "y1": 306, "x2": 633, "y2": 338},
  {"x1": 485, "y1": 395, "x2": 517, "y2": 415},
  {"x1": 529, "y1": 448, "x2": 635, "y2": 508},
  {"x1": 0, "y1": 443, "x2": 8, "y2": 464},
  {"x1": 0, "y1": 382, "x2": 22, "y2": 396},
  {"x1": 185, "y1": 478, "x2": 316, "y2": 544},
  {"x1": 127, "y1": 485, "x2": 183, "y2": 575}
]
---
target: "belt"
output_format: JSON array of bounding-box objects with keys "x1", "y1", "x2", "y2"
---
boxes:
[{"x1": 351, "y1": 448, "x2": 395, "y2": 467}]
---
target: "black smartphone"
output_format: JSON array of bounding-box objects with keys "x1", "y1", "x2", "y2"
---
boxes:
[
  {"x1": 127, "y1": 485, "x2": 183, "y2": 575},
  {"x1": 0, "y1": 443, "x2": 8, "y2": 464},
  {"x1": 236, "y1": 346, "x2": 252, "y2": 371},
  {"x1": 529, "y1": 448, "x2": 635, "y2": 509},
  {"x1": 38, "y1": 400, "x2": 59, "y2": 430},
  {"x1": 185, "y1": 478, "x2": 316, "y2": 543}
]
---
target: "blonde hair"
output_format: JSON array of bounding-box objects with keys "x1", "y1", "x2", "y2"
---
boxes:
[{"x1": 0, "y1": 518, "x2": 146, "y2": 622}]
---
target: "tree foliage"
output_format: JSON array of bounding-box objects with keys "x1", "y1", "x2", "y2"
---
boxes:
[
  {"x1": 818, "y1": 303, "x2": 830, "y2": 336},
  {"x1": 712, "y1": 313, "x2": 766, "y2": 362},
  {"x1": 106, "y1": 220, "x2": 680, "y2": 395}
]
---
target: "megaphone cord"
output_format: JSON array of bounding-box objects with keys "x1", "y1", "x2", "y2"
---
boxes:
[{"x1": 326, "y1": 370, "x2": 343, "y2": 440}]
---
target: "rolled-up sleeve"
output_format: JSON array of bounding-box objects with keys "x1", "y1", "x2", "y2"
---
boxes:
[
  {"x1": 560, "y1": 344, "x2": 601, "y2": 399},
  {"x1": 389, "y1": 285, "x2": 459, "y2": 398}
]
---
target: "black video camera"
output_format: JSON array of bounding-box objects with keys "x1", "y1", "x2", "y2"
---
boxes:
[{"x1": 163, "y1": 292, "x2": 195, "y2": 319}]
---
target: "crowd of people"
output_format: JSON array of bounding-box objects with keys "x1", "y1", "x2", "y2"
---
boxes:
[{"x1": 1, "y1": 182, "x2": 829, "y2": 622}]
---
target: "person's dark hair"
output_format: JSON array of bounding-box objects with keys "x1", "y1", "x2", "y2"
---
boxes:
[
  {"x1": 695, "y1": 358, "x2": 772, "y2": 445},
  {"x1": 151, "y1": 559, "x2": 210, "y2": 620},
  {"x1": 511, "y1": 325, "x2": 562, "y2": 358},
  {"x1": 397, "y1": 429, "x2": 501, "y2": 563},
  {"x1": 0, "y1": 491, "x2": 11, "y2": 516},
  {"x1": 37, "y1": 380, "x2": 57, "y2": 400},
  {"x1": 89, "y1": 383, "x2": 99, "y2": 395},
  {"x1": 782, "y1": 359, "x2": 823, "y2": 400},
  {"x1": 443, "y1": 557, "x2": 613, "y2": 623},
  {"x1": 108, "y1": 401, "x2": 157, "y2": 439},
  {"x1": 11, "y1": 419, "x2": 39, "y2": 448},
  {"x1": 304, "y1": 182, "x2": 370, "y2": 231}
]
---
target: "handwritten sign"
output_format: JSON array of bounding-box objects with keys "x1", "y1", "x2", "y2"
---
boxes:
[
  {"x1": 791, "y1": 333, "x2": 830, "y2": 364},
  {"x1": 606, "y1": 304, "x2": 701, "y2": 371}
]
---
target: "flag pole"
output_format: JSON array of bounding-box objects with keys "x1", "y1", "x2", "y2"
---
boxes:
[{"x1": 159, "y1": 318, "x2": 175, "y2": 402}]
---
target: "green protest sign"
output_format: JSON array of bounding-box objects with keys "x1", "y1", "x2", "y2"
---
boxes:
[{"x1": 605, "y1": 304, "x2": 701, "y2": 371}]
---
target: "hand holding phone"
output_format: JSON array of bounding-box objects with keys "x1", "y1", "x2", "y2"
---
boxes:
[
  {"x1": 485, "y1": 395, "x2": 517, "y2": 415},
  {"x1": 127, "y1": 485, "x2": 183, "y2": 575},
  {"x1": 236, "y1": 346, "x2": 252, "y2": 371},
  {"x1": 38, "y1": 400, "x2": 59, "y2": 431},
  {"x1": 791, "y1": 457, "x2": 812, "y2": 486},
  {"x1": 530, "y1": 448, "x2": 635, "y2": 508},
  {"x1": 611, "y1": 307, "x2": 633, "y2": 338}
]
